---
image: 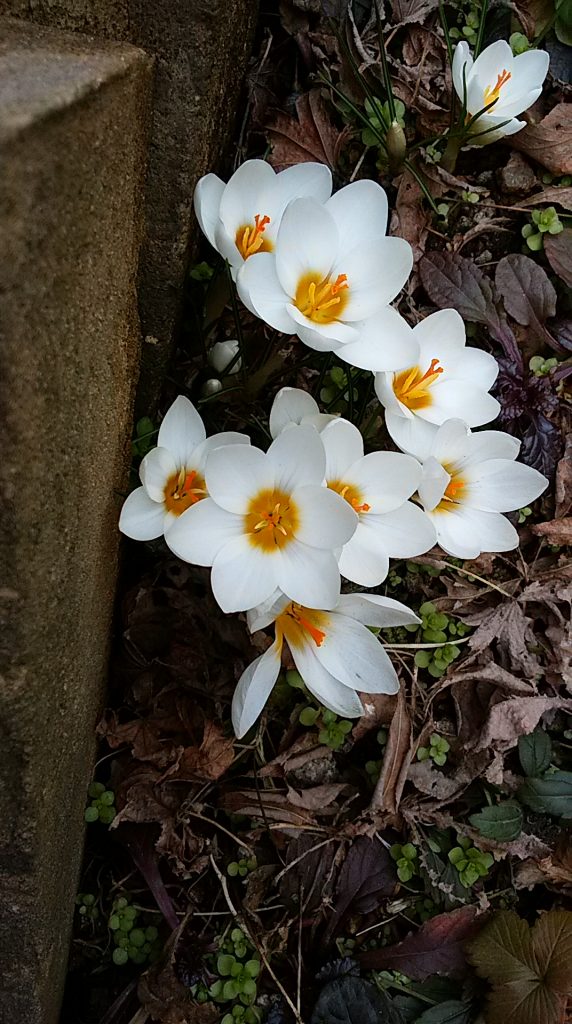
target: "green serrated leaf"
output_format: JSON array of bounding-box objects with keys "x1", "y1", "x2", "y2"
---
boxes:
[
  {"x1": 519, "y1": 771, "x2": 572, "y2": 818},
  {"x1": 469, "y1": 801, "x2": 523, "y2": 842},
  {"x1": 518, "y1": 729, "x2": 552, "y2": 777}
]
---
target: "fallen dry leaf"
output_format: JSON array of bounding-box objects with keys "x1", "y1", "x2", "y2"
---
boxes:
[
  {"x1": 359, "y1": 905, "x2": 480, "y2": 979},
  {"x1": 510, "y1": 104, "x2": 572, "y2": 176},
  {"x1": 555, "y1": 434, "x2": 572, "y2": 518},
  {"x1": 266, "y1": 89, "x2": 347, "y2": 170},
  {"x1": 326, "y1": 835, "x2": 397, "y2": 941},
  {"x1": 472, "y1": 696, "x2": 572, "y2": 752},
  {"x1": 531, "y1": 518, "x2": 572, "y2": 545},
  {"x1": 544, "y1": 228, "x2": 572, "y2": 289},
  {"x1": 370, "y1": 686, "x2": 412, "y2": 814}
]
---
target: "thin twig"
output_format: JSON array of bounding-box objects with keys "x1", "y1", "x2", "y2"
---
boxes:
[
  {"x1": 209, "y1": 855, "x2": 304, "y2": 1023},
  {"x1": 186, "y1": 811, "x2": 256, "y2": 855}
]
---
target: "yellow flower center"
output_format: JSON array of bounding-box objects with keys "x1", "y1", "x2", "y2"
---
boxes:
[
  {"x1": 235, "y1": 213, "x2": 273, "y2": 259},
  {"x1": 295, "y1": 271, "x2": 349, "y2": 324},
  {"x1": 245, "y1": 488, "x2": 298, "y2": 550},
  {"x1": 393, "y1": 358, "x2": 444, "y2": 411},
  {"x1": 277, "y1": 602, "x2": 329, "y2": 650},
  {"x1": 163, "y1": 467, "x2": 207, "y2": 515},
  {"x1": 435, "y1": 471, "x2": 466, "y2": 514},
  {"x1": 328, "y1": 480, "x2": 370, "y2": 515},
  {"x1": 483, "y1": 69, "x2": 511, "y2": 107}
]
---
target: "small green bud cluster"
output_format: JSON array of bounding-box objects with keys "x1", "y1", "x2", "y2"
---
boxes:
[
  {"x1": 417, "y1": 733, "x2": 451, "y2": 767},
  {"x1": 365, "y1": 728, "x2": 388, "y2": 780},
  {"x1": 209, "y1": 934, "x2": 261, "y2": 1010},
  {"x1": 361, "y1": 97, "x2": 406, "y2": 148},
  {"x1": 522, "y1": 207, "x2": 564, "y2": 251},
  {"x1": 509, "y1": 32, "x2": 531, "y2": 54},
  {"x1": 450, "y1": 4, "x2": 479, "y2": 46},
  {"x1": 529, "y1": 356, "x2": 558, "y2": 378},
  {"x1": 461, "y1": 190, "x2": 479, "y2": 204},
  {"x1": 517, "y1": 505, "x2": 533, "y2": 524},
  {"x1": 85, "y1": 782, "x2": 116, "y2": 824},
  {"x1": 376, "y1": 969, "x2": 412, "y2": 989},
  {"x1": 76, "y1": 892, "x2": 99, "y2": 924},
  {"x1": 448, "y1": 836, "x2": 493, "y2": 888},
  {"x1": 227, "y1": 855, "x2": 257, "y2": 878},
  {"x1": 109, "y1": 896, "x2": 160, "y2": 966},
  {"x1": 390, "y1": 842, "x2": 419, "y2": 883},
  {"x1": 299, "y1": 705, "x2": 352, "y2": 750},
  {"x1": 406, "y1": 602, "x2": 469, "y2": 678}
]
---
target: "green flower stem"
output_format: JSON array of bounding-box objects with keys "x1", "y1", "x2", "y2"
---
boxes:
[{"x1": 441, "y1": 134, "x2": 462, "y2": 174}]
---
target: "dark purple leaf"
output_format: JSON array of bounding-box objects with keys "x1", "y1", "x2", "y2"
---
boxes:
[
  {"x1": 117, "y1": 823, "x2": 180, "y2": 931},
  {"x1": 521, "y1": 414, "x2": 563, "y2": 480},
  {"x1": 420, "y1": 253, "x2": 522, "y2": 366},
  {"x1": 544, "y1": 229, "x2": 572, "y2": 288},
  {"x1": 551, "y1": 319, "x2": 572, "y2": 354},
  {"x1": 325, "y1": 835, "x2": 397, "y2": 940},
  {"x1": 358, "y1": 906, "x2": 481, "y2": 980},
  {"x1": 495, "y1": 254, "x2": 559, "y2": 351},
  {"x1": 311, "y1": 976, "x2": 406, "y2": 1024},
  {"x1": 495, "y1": 361, "x2": 559, "y2": 426}
]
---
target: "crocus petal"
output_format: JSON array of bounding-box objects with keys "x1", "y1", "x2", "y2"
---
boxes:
[
  {"x1": 205, "y1": 443, "x2": 273, "y2": 514},
  {"x1": 385, "y1": 412, "x2": 438, "y2": 460},
  {"x1": 287, "y1": 305, "x2": 359, "y2": 347},
  {"x1": 246, "y1": 590, "x2": 290, "y2": 633},
  {"x1": 471, "y1": 40, "x2": 514, "y2": 91},
  {"x1": 119, "y1": 487, "x2": 166, "y2": 541},
  {"x1": 208, "y1": 340, "x2": 241, "y2": 375},
  {"x1": 269, "y1": 387, "x2": 320, "y2": 438},
  {"x1": 140, "y1": 446, "x2": 178, "y2": 502},
  {"x1": 290, "y1": 641, "x2": 365, "y2": 718},
  {"x1": 414, "y1": 308, "x2": 466, "y2": 361},
  {"x1": 375, "y1": 372, "x2": 410, "y2": 419},
  {"x1": 419, "y1": 380, "x2": 500, "y2": 428},
  {"x1": 429, "y1": 419, "x2": 472, "y2": 465},
  {"x1": 512, "y1": 49, "x2": 549, "y2": 91},
  {"x1": 264, "y1": 162, "x2": 333, "y2": 237},
  {"x1": 277, "y1": 543, "x2": 341, "y2": 609},
  {"x1": 431, "y1": 506, "x2": 518, "y2": 558},
  {"x1": 373, "y1": 501, "x2": 437, "y2": 556},
  {"x1": 336, "y1": 593, "x2": 421, "y2": 629},
  {"x1": 348, "y1": 451, "x2": 422, "y2": 513},
  {"x1": 456, "y1": 346, "x2": 499, "y2": 390},
  {"x1": 157, "y1": 395, "x2": 207, "y2": 466},
  {"x1": 321, "y1": 418, "x2": 364, "y2": 480},
  {"x1": 218, "y1": 159, "x2": 276, "y2": 238},
  {"x1": 461, "y1": 429, "x2": 521, "y2": 467},
  {"x1": 338, "y1": 523, "x2": 390, "y2": 586},
  {"x1": 333, "y1": 237, "x2": 413, "y2": 318},
  {"x1": 339, "y1": 306, "x2": 419, "y2": 372},
  {"x1": 193, "y1": 173, "x2": 225, "y2": 249},
  {"x1": 463, "y1": 459, "x2": 547, "y2": 512},
  {"x1": 192, "y1": 432, "x2": 250, "y2": 474},
  {"x1": 326, "y1": 179, "x2": 388, "y2": 242},
  {"x1": 275, "y1": 198, "x2": 338, "y2": 297},
  {"x1": 315, "y1": 614, "x2": 400, "y2": 695},
  {"x1": 211, "y1": 535, "x2": 279, "y2": 613},
  {"x1": 165, "y1": 498, "x2": 243, "y2": 565},
  {"x1": 237, "y1": 252, "x2": 297, "y2": 334},
  {"x1": 294, "y1": 485, "x2": 358, "y2": 549},
  {"x1": 419, "y1": 456, "x2": 450, "y2": 511},
  {"x1": 468, "y1": 114, "x2": 526, "y2": 142},
  {"x1": 266, "y1": 424, "x2": 325, "y2": 492},
  {"x1": 232, "y1": 638, "x2": 282, "y2": 738},
  {"x1": 452, "y1": 41, "x2": 472, "y2": 102}
]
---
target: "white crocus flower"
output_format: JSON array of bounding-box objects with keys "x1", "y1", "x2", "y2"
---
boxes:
[
  {"x1": 375, "y1": 309, "x2": 500, "y2": 458},
  {"x1": 166, "y1": 425, "x2": 357, "y2": 614},
  {"x1": 193, "y1": 159, "x2": 332, "y2": 278},
  {"x1": 208, "y1": 339, "x2": 242, "y2": 375},
  {"x1": 269, "y1": 385, "x2": 338, "y2": 438},
  {"x1": 453, "y1": 40, "x2": 549, "y2": 144},
  {"x1": 232, "y1": 591, "x2": 421, "y2": 738},
  {"x1": 320, "y1": 418, "x2": 436, "y2": 586},
  {"x1": 409, "y1": 419, "x2": 547, "y2": 559},
  {"x1": 119, "y1": 396, "x2": 249, "y2": 544},
  {"x1": 237, "y1": 180, "x2": 417, "y2": 371}
]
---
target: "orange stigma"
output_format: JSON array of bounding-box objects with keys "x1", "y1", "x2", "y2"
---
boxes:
[
  {"x1": 236, "y1": 213, "x2": 272, "y2": 259},
  {"x1": 393, "y1": 358, "x2": 444, "y2": 411},
  {"x1": 278, "y1": 602, "x2": 329, "y2": 650},
  {"x1": 290, "y1": 607, "x2": 326, "y2": 647},
  {"x1": 328, "y1": 480, "x2": 370, "y2": 516},
  {"x1": 484, "y1": 69, "x2": 511, "y2": 106},
  {"x1": 163, "y1": 467, "x2": 207, "y2": 515}
]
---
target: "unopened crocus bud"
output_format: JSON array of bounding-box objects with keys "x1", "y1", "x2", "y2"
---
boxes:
[
  {"x1": 208, "y1": 339, "x2": 242, "y2": 375},
  {"x1": 386, "y1": 120, "x2": 406, "y2": 173},
  {"x1": 200, "y1": 378, "x2": 223, "y2": 398}
]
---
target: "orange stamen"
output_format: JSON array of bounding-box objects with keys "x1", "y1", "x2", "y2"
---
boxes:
[
  {"x1": 444, "y1": 478, "x2": 464, "y2": 500},
  {"x1": 393, "y1": 358, "x2": 444, "y2": 411},
  {"x1": 237, "y1": 213, "x2": 272, "y2": 259},
  {"x1": 352, "y1": 499, "x2": 371, "y2": 513},
  {"x1": 484, "y1": 69, "x2": 511, "y2": 105},
  {"x1": 291, "y1": 608, "x2": 326, "y2": 647}
]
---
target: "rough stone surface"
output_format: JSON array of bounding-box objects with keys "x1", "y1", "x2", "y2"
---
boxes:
[
  {"x1": 0, "y1": 19, "x2": 151, "y2": 1024},
  {"x1": 0, "y1": 0, "x2": 259, "y2": 410}
]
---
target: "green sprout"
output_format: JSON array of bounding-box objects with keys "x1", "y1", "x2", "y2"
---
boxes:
[
  {"x1": 108, "y1": 895, "x2": 160, "y2": 966},
  {"x1": 529, "y1": 355, "x2": 558, "y2": 378},
  {"x1": 462, "y1": 190, "x2": 479, "y2": 204},
  {"x1": 518, "y1": 505, "x2": 533, "y2": 525},
  {"x1": 450, "y1": 3, "x2": 480, "y2": 47},
  {"x1": 417, "y1": 733, "x2": 451, "y2": 767},
  {"x1": 361, "y1": 97, "x2": 406, "y2": 148},
  {"x1": 85, "y1": 781, "x2": 116, "y2": 825},
  {"x1": 76, "y1": 892, "x2": 99, "y2": 924},
  {"x1": 227, "y1": 855, "x2": 257, "y2": 879},
  {"x1": 318, "y1": 709, "x2": 353, "y2": 750},
  {"x1": 509, "y1": 32, "x2": 531, "y2": 54},
  {"x1": 210, "y1": 955, "x2": 261, "y2": 1005},
  {"x1": 390, "y1": 843, "x2": 419, "y2": 883},
  {"x1": 522, "y1": 207, "x2": 564, "y2": 251},
  {"x1": 132, "y1": 416, "x2": 157, "y2": 458},
  {"x1": 448, "y1": 836, "x2": 493, "y2": 888},
  {"x1": 406, "y1": 602, "x2": 469, "y2": 678},
  {"x1": 320, "y1": 365, "x2": 360, "y2": 412}
]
